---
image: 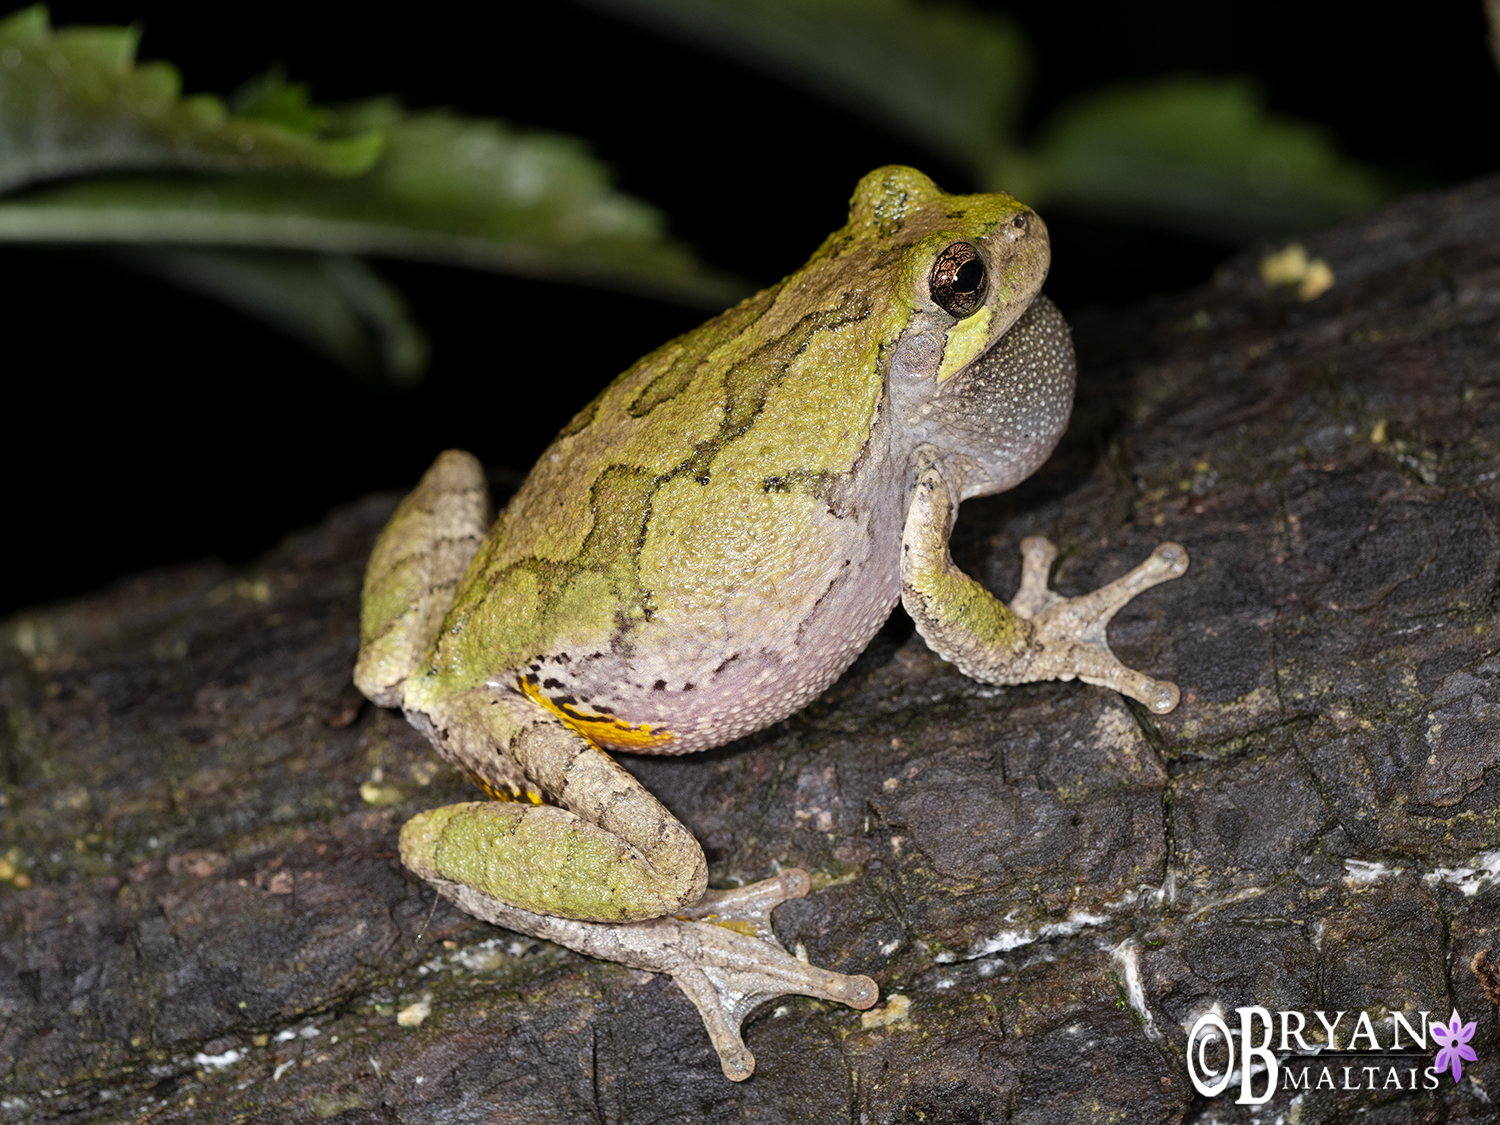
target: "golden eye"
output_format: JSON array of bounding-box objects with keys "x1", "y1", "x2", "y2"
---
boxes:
[{"x1": 929, "y1": 242, "x2": 989, "y2": 317}]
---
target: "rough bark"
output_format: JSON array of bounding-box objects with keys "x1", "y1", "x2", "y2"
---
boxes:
[{"x1": 4, "y1": 174, "x2": 1500, "y2": 1123}]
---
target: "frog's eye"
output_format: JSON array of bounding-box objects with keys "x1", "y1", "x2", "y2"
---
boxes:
[{"x1": 929, "y1": 241, "x2": 989, "y2": 318}]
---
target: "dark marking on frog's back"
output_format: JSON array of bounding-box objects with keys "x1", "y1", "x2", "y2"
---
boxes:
[
  {"x1": 717, "y1": 289, "x2": 873, "y2": 436},
  {"x1": 456, "y1": 465, "x2": 663, "y2": 669},
  {"x1": 575, "y1": 465, "x2": 658, "y2": 566},
  {"x1": 627, "y1": 289, "x2": 778, "y2": 419},
  {"x1": 614, "y1": 289, "x2": 880, "y2": 527},
  {"x1": 452, "y1": 284, "x2": 883, "y2": 675},
  {"x1": 628, "y1": 351, "x2": 701, "y2": 420},
  {"x1": 559, "y1": 398, "x2": 600, "y2": 438},
  {"x1": 759, "y1": 469, "x2": 846, "y2": 509}
]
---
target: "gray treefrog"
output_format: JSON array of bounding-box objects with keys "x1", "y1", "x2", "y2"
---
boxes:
[{"x1": 353, "y1": 166, "x2": 1187, "y2": 1079}]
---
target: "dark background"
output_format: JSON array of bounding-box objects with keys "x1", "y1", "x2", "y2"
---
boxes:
[{"x1": 4, "y1": 0, "x2": 1498, "y2": 619}]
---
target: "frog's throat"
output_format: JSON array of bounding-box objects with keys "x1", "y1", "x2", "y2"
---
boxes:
[{"x1": 518, "y1": 676, "x2": 676, "y2": 752}]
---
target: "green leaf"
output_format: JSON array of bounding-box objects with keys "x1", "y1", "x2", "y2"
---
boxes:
[
  {"x1": 0, "y1": 5, "x2": 382, "y2": 193},
  {"x1": 992, "y1": 77, "x2": 1391, "y2": 240},
  {"x1": 0, "y1": 11, "x2": 749, "y2": 382},
  {"x1": 231, "y1": 66, "x2": 330, "y2": 134},
  {"x1": 600, "y1": 2, "x2": 1393, "y2": 242},
  {"x1": 0, "y1": 102, "x2": 746, "y2": 306},
  {"x1": 119, "y1": 249, "x2": 429, "y2": 384},
  {"x1": 585, "y1": 0, "x2": 1031, "y2": 167}
]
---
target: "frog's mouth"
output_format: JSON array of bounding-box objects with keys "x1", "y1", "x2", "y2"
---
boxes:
[{"x1": 518, "y1": 676, "x2": 676, "y2": 752}]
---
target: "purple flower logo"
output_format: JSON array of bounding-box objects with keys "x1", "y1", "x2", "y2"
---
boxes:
[{"x1": 1431, "y1": 1010, "x2": 1478, "y2": 1082}]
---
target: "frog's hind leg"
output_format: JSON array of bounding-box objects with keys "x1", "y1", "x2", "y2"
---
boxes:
[
  {"x1": 900, "y1": 465, "x2": 1188, "y2": 713},
  {"x1": 354, "y1": 449, "x2": 493, "y2": 707},
  {"x1": 403, "y1": 710, "x2": 711, "y2": 921},
  {"x1": 417, "y1": 863, "x2": 878, "y2": 1081},
  {"x1": 401, "y1": 702, "x2": 877, "y2": 1080}
]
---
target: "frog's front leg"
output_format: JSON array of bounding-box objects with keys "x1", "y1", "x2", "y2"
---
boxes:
[
  {"x1": 900, "y1": 465, "x2": 1188, "y2": 713},
  {"x1": 399, "y1": 705, "x2": 877, "y2": 1080}
]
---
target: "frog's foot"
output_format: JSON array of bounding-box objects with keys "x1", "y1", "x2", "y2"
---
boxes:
[
  {"x1": 900, "y1": 466, "x2": 1188, "y2": 714},
  {"x1": 1007, "y1": 535, "x2": 1189, "y2": 713},
  {"x1": 665, "y1": 870, "x2": 879, "y2": 1079},
  {"x1": 428, "y1": 869, "x2": 877, "y2": 1081}
]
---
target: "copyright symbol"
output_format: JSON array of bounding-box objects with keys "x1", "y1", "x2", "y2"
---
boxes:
[{"x1": 1186, "y1": 1011, "x2": 1235, "y2": 1097}]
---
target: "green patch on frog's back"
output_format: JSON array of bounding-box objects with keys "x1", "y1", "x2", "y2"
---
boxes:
[
  {"x1": 626, "y1": 289, "x2": 779, "y2": 420},
  {"x1": 423, "y1": 289, "x2": 889, "y2": 693},
  {"x1": 431, "y1": 465, "x2": 657, "y2": 686}
]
